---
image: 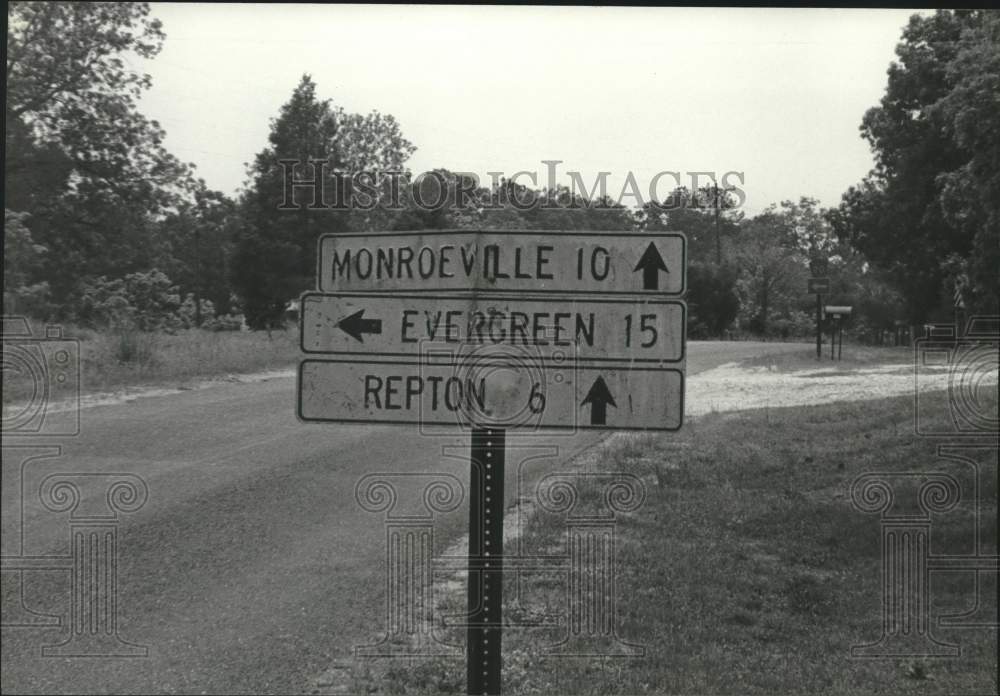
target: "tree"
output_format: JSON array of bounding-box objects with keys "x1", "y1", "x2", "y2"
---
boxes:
[
  {"x1": 158, "y1": 182, "x2": 237, "y2": 323},
  {"x1": 334, "y1": 109, "x2": 416, "y2": 174},
  {"x1": 334, "y1": 108, "x2": 416, "y2": 233},
  {"x1": 3, "y1": 210, "x2": 51, "y2": 316},
  {"x1": 928, "y1": 11, "x2": 1000, "y2": 315},
  {"x1": 637, "y1": 187, "x2": 743, "y2": 336},
  {"x1": 6, "y1": 1, "x2": 190, "y2": 209},
  {"x1": 232, "y1": 75, "x2": 419, "y2": 329},
  {"x1": 637, "y1": 187, "x2": 742, "y2": 265},
  {"x1": 830, "y1": 10, "x2": 999, "y2": 322},
  {"x1": 6, "y1": 2, "x2": 192, "y2": 313},
  {"x1": 232, "y1": 75, "x2": 346, "y2": 329},
  {"x1": 732, "y1": 207, "x2": 810, "y2": 335},
  {"x1": 687, "y1": 262, "x2": 740, "y2": 338}
]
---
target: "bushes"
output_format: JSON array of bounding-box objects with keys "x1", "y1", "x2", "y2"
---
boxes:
[
  {"x1": 78, "y1": 270, "x2": 181, "y2": 331},
  {"x1": 3, "y1": 209, "x2": 54, "y2": 317},
  {"x1": 203, "y1": 313, "x2": 244, "y2": 331},
  {"x1": 769, "y1": 311, "x2": 815, "y2": 339},
  {"x1": 687, "y1": 262, "x2": 741, "y2": 338},
  {"x1": 75, "y1": 270, "x2": 246, "y2": 363}
]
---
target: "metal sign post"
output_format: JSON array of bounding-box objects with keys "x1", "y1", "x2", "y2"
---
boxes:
[
  {"x1": 816, "y1": 292, "x2": 823, "y2": 360},
  {"x1": 467, "y1": 428, "x2": 505, "y2": 696},
  {"x1": 808, "y1": 277, "x2": 829, "y2": 361}
]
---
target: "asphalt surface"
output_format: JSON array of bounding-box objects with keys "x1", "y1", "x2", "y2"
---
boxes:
[{"x1": 1, "y1": 341, "x2": 805, "y2": 694}]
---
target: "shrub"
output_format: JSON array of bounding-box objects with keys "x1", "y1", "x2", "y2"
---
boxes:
[
  {"x1": 178, "y1": 294, "x2": 216, "y2": 329},
  {"x1": 203, "y1": 313, "x2": 244, "y2": 332},
  {"x1": 78, "y1": 269, "x2": 182, "y2": 332},
  {"x1": 688, "y1": 262, "x2": 740, "y2": 337},
  {"x1": 111, "y1": 327, "x2": 158, "y2": 366},
  {"x1": 770, "y1": 310, "x2": 814, "y2": 339}
]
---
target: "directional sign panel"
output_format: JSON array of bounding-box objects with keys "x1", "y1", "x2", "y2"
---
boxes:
[
  {"x1": 297, "y1": 358, "x2": 683, "y2": 431},
  {"x1": 300, "y1": 292, "x2": 685, "y2": 364},
  {"x1": 808, "y1": 277, "x2": 830, "y2": 294},
  {"x1": 317, "y1": 230, "x2": 686, "y2": 295}
]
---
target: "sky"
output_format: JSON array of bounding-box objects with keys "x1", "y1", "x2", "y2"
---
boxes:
[{"x1": 137, "y1": 4, "x2": 924, "y2": 215}]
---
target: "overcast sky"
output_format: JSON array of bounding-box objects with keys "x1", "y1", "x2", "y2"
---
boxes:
[{"x1": 137, "y1": 4, "x2": 924, "y2": 215}]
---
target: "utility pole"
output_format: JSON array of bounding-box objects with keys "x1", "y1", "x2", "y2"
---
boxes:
[
  {"x1": 713, "y1": 183, "x2": 722, "y2": 266},
  {"x1": 193, "y1": 220, "x2": 202, "y2": 328}
]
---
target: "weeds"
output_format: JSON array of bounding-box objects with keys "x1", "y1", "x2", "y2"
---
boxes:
[{"x1": 2, "y1": 320, "x2": 299, "y2": 403}]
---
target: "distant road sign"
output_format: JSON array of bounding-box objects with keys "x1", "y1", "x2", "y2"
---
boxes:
[
  {"x1": 809, "y1": 258, "x2": 829, "y2": 276},
  {"x1": 317, "y1": 230, "x2": 686, "y2": 295},
  {"x1": 808, "y1": 277, "x2": 830, "y2": 294},
  {"x1": 297, "y1": 359, "x2": 683, "y2": 431},
  {"x1": 300, "y1": 292, "x2": 685, "y2": 364}
]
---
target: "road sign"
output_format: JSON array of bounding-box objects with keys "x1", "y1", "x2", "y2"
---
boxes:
[
  {"x1": 297, "y1": 358, "x2": 683, "y2": 431},
  {"x1": 809, "y1": 258, "x2": 829, "y2": 276},
  {"x1": 808, "y1": 277, "x2": 830, "y2": 294},
  {"x1": 317, "y1": 230, "x2": 686, "y2": 295},
  {"x1": 299, "y1": 292, "x2": 686, "y2": 364},
  {"x1": 300, "y1": 228, "x2": 688, "y2": 690}
]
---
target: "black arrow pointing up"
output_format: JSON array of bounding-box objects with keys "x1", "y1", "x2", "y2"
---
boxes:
[
  {"x1": 581, "y1": 376, "x2": 617, "y2": 425},
  {"x1": 633, "y1": 242, "x2": 669, "y2": 290},
  {"x1": 337, "y1": 309, "x2": 382, "y2": 342}
]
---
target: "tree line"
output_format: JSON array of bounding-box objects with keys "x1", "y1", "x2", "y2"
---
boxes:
[{"x1": 5, "y1": 4, "x2": 997, "y2": 340}]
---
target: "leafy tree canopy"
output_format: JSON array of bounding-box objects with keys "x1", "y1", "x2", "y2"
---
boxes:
[{"x1": 830, "y1": 10, "x2": 1000, "y2": 321}]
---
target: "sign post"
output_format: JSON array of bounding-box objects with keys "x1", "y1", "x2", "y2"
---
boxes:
[
  {"x1": 468, "y1": 428, "x2": 504, "y2": 696},
  {"x1": 816, "y1": 292, "x2": 822, "y2": 360},
  {"x1": 808, "y1": 277, "x2": 829, "y2": 361},
  {"x1": 297, "y1": 230, "x2": 687, "y2": 694}
]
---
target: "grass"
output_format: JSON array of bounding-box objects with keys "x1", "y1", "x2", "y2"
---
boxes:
[
  {"x1": 359, "y1": 387, "x2": 997, "y2": 695},
  {"x1": 2, "y1": 319, "x2": 299, "y2": 403}
]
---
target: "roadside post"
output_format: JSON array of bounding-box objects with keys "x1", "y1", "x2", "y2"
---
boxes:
[
  {"x1": 467, "y1": 427, "x2": 504, "y2": 695},
  {"x1": 296, "y1": 230, "x2": 687, "y2": 695},
  {"x1": 953, "y1": 279, "x2": 966, "y2": 338},
  {"x1": 808, "y1": 277, "x2": 830, "y2": 360}
]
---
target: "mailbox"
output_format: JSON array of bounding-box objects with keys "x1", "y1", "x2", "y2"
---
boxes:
[{"x1": 824, "y1": 305, "x2": 853, "y2": 319}]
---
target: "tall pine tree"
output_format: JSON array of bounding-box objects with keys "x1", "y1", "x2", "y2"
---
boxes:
[{"x1": 232, "y1": 75, "x2": 349, "y2": 329}]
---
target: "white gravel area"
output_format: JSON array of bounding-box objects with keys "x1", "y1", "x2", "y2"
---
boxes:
[
  {"x1": 688, "y1": 361, "x2": 920, "y2": 416},
  {"x1": 688, "y1": 359, "x2": 996, "y2": 416}
]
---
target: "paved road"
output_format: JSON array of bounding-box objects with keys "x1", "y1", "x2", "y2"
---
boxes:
[{"x1": 2, "y1": 341, "x2": 805, "y2": 694}]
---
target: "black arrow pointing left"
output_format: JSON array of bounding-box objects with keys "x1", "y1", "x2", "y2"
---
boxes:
[{"x1": 337, "y1": 309, "x2": 382, "y2": 342}]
